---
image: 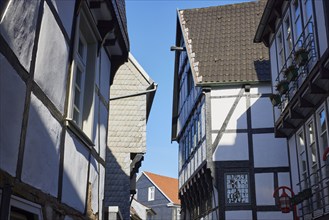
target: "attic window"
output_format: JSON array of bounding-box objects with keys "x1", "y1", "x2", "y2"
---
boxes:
[{"x1": 148, "y1": 186, "x2": 155, "y2": 201}]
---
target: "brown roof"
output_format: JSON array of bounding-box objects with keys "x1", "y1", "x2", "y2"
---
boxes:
[
  {"x1": 144, "y1": 172, "x2": 180, "y2": 205},
  {"x1": 179, "y1": 0, "x2": 270, "y2": 84}
]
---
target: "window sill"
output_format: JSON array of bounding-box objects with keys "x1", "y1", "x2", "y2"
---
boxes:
[{"x1": 65, "y1": 118, "x2": 95, "y2": 148}]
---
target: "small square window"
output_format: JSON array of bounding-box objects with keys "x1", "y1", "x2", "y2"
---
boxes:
[{"x1": 148, "y1": 186, "x2": 155, "y2": 201}]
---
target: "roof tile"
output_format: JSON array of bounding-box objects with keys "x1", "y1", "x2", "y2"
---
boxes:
[{"x1": 179, "y1": 0, "x2": 270, "y2": 84}]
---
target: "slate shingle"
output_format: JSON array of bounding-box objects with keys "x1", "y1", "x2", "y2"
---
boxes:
[{"x1": 179, "y1": 0, "x2": 270, "y2": 84}]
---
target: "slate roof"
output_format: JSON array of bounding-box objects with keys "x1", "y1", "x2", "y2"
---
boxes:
[
  {"x1": 144, "y1": 171, "x2": 180, "y2": 205},
  {"x1": 178, "y1": 0, "x2": 270, "y2": 84}
]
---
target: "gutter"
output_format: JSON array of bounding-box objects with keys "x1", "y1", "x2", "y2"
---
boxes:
[
  {"x1": 254, "y1": 0, "x2": 276, "y2": 45},
  {"x1": 109, "y1": 83, "x2": 157, "y2": 101}
]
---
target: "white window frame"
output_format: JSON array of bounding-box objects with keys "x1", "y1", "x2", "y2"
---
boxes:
[
  {"x1": 67, "y1": 6, "x2": 98, "y2": 142},
  {"x1": 305, "y1": 117, "x2": 323, "y2": 211},
  {"x1": 72, "y1": 32, "x2": 87, "y2": 128},
  {"x1": 148, "y1": 186, "x2": 155, "y2": 201},
  {"x1": 9, "y1": 195, "x2": 43, "y2": 220}
]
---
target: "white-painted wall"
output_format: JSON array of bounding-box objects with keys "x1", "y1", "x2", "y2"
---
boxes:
[
  {"x1": 62, "y1": 131, "x2": 90, "y2": 213},
  {"x1": 213, "y1": 133, "x2": 249, "y2": 161},
  {"x1": 22, "y1": 94, "x2": 61, "y2": 197},
  {"x1": 0, "y1": 54, "x2": 26, "y2": 176},
  {"x1": 255, "y1": 173, "x2": 275, "y2": 205},
  {"x1": 253, "y1": 133, "x2": 288, "y2": 167},
  {"x1": 34, "y1": 2, "x2": 69, "y2": 113},
  {"x1": 0, "y1": 0, "x2": 40, "y2": 72},
  {"x1": 226, "y1": 210, "x2": 252, "y2": 220},
  {"x1": 257, "y1": 211, "x2": 292, "y2": 220},
  {"x1": 250, "y1": 97, "x2": 274, "y2": 128}
]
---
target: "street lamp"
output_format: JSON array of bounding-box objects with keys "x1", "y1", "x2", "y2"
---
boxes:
[{"x1": 273, "y1": 186, "x2": 299, "y2": 220}]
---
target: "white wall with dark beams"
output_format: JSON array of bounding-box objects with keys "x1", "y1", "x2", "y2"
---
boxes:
[
  {"x1": 211, "y1": 84, "x2": 291, "y2": 220},
  {"x1": 0, "y1": 0, "x2": 127, "y2": 219}
]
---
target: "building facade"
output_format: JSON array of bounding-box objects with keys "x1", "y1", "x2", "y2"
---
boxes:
[
  {"x1": 104, "y1": 54, "x2": 157, "y2": 220},
  {"x1": 135, "y1": 171, "x2": 181, "y2": 220},
  {"x1": 0, "y1": 0, "x2": 128, "y2": 219},
  {"x1": 255, "y1": 0, "x2": 329, "y2": 219},
  {"x1": 171, "y1": 1, "x2": 293, "y2": 220}
]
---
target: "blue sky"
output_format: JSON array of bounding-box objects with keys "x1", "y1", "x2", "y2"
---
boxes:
[{"x1": 126, "y1": 0, "x2": 253, "y2": 178}]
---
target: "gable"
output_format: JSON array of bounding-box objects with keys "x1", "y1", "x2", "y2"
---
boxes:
[{"x1": 178, "y1": 0, "x2": 270, "y2": 85}]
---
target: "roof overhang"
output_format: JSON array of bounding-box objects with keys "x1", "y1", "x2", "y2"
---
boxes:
[{"x1": 254, "y1": 0, "x2": 285, "y2": 47}]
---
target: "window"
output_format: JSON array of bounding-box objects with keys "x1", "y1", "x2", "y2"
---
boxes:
[
  {"x1": 277, "y1": 32, "x2": 285, "y2": 70},
  {"x1": 69, "y1": 9, "x2": 97, "y2": 138},
  {"x1": 225, "y1": 173, "x2": 249, "y2": 204},
  {"x1": 297, "y1": 130, "x2": 311, "y2": 213},
  {"x1": 297, "y1": 130, "x2": 308, "y2": 188},
  {"x1": 148, "y1": 186, "x2": 155, "y2": 201},
  {"x1": 72, "y1": 32, "x2": 87, "y2": 127},
  {"x1": 293, "y1": 1, "x2": 303, "y2": 45},
  {"x1": 306, "y1": 120, "x2": 322, "y2": 209},
  {"x1": 9, "y1": 195, "x2": 43, "y2": 220},
  {"x1": 318, "y1": 109, "x2": 328, "y2": 159},
  {"x1": 284, "y1": 16, "x2": 293, "y2": 59}
]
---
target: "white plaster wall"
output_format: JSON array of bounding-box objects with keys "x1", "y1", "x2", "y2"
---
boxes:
[
  {"x1": 315, "y1": 0, "x2": 328, "y2": 57},
  {"x1": 100, "y1": 49, "x2": 111, "y2": 101},
  {"x1": 253, "y1": 134, "x2": 289, "y2": 167},
  {"x1": 278, "y1": 172, "x2": 291, "y2": 189},
  {"x1": 211, "y1": 86, "x2": 243, "y2": 97},
  {"x1": 211, "y1": 97, "x2": 247, "y2": 131},
  {"x1": 225, "y1": 210, "x2": 252, "y2": 220},
  {"x1": 0, "y1": 0, "x2": 40, "y2": 72},
  {"x1": 250, "y1": 84, "x2": 271, "y2": 94},
  {"x1": 250, "y1": 97, "x2": 275, "y2": 128},
  {"x1": 288, "y1": 135, "x2": 301, "y2": 193},
  {"x1": 22, "y1": 94, "x2": 61, "y2": 197},
  {"x1": 53, "y1": 0, "x2": 75, "y2": 38},
  {"x1": 213, "y1": 133, "x2": 249, "y2": 161},
  {"x1": 34, "y1": 2, "x2": 69, "y2": 113},
  {"x1": 62, "y1": 131, "x2": 89, "y2": 213},
  {"x1": 0, "y1": 54, "x2": 26, "y2": 176},
  {"x1": 89, "y1": 156, "x2": 99, "y2": 215},
  {"x1": 255, "y1": 173, "x2": 275, "y2": 205},
  {"x1": 257, "y1": 211, "x2": 292, "y2": 220}
]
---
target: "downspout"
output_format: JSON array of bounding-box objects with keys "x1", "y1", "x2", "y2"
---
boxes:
[{"x1": 109, "y1": 83, "x2": 157, "y2": 101}]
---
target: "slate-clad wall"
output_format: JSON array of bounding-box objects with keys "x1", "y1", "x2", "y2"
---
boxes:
[
  {"x1": 105, "y1": 56, "x2": 150, "y2": 220},
  {"x1": 0, "y1": 1, "x2": 113, "y2": 219}
]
